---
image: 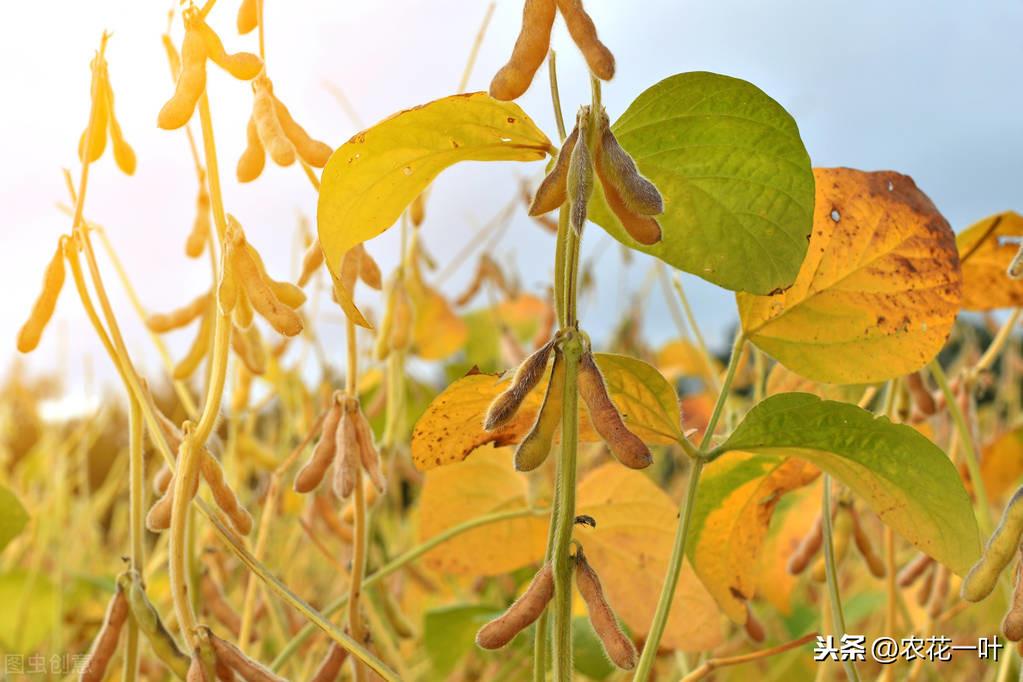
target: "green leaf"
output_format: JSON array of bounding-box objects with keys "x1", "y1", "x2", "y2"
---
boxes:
[
  {"x1": 706, "y1": 393, "x2": 980, "y2": 574},
  {"x1": 589, "y1": 72, "x2": 814, "y2": 294},
  {"x1": 318, "y1": 92, "x2": 552, "y2": 325},
  {"x1": 0, "y1": 485, "x2": 28, "y2": 553},
  {"x1": 423, "y1": 604, "x2": 499, "y2": 678},
  {"x1": 0, "y1": 570, "x2": 56, "y2": 651}
]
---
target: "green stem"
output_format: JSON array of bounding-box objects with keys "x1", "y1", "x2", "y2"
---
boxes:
[
  {"x1": 928, "y1": 360, "x2": 994, "y2": 537},
  {"x1": 822, "y1": 477, "x2": 860, "y2": 682},
  {"x1": 552, "y1": 330, "x2": 582, "y2": 682},
  {"x1": 123, "y1": 395, "x2": 144, "y2": 682},
  {"x1": 633, "y1": 332, "x2": 746, "y2": 681},
  {"x1": 270, "y1": 507, "x2": 548, "y2": 672}
]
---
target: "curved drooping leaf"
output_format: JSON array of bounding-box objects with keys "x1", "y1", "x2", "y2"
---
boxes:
[
  {"x1": 704, "y1": 393, "x2": 979, "y2": 576},
  {"x1": 589, "y1": 72, "x2": 814, "y2": 295},
  {"x1": 317, "y1": 92, "x2": 552, "y2": 325},
  {"x1": 575, "y1": 464, "x2": 724, "y2": 651},
  {"x1": 686, "y1": 454, "x2": 819, "y2": 622},
  {"x1": 410, "y1": 353, "x2": 681, "y2": 470},
  {"x1": 738, "y1": 168, "x2": 963, "y2": 384},
  {"x1": 956, "y1": 211, "x2": 1023, "y2": 311}
]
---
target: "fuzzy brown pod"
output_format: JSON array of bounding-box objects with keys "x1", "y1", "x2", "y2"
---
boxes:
[
  {"x1": 333, "y1": 403, "x2": 360, "y2": 499},
  {"x1": 593, "y1": 109, "x2": 662, "y2": 245},
  {"x1": 849, "y1": 505, "x2": 886, "y2": 578},
  {"x1": 17, "y1": 239, "x2": 66, "y2": 353},
  {"x1": 897, "y1": 553, "x2": 935, "y2": 587},
  {"x1": 352, "y1": 402, "x2": 387, "y2": 494},
  {"x1": 905, "y1": 371, "x2": 937, "y2": 417},
  {"x1": 209, "y1": 632, "x2": 287, "y2": 682},
  {"x1": 575, "y1": 548, "x2": 636, "y2": 670},
  {"x1": 309, "y1": 643, "x2": 348, "y2": 682},
  {"x1": 743, "y1": 603, "x2": 766, "y2": 642},
  {"x1": 1004, "y1": 558, "x2": 1023, "y2": 641},
  {"x1": 577, "y1": 351, "x2": 651, "y2": 468},
  {"x1": 566, "y1": 108, "x2": 594, "y2": 235},
  {"x1": 476, "y1": 563, "x2": 554, "y2": 649},
  {"x1": 515, "y1": 348, "x2": 564, "y2": 471},
  {"x1": 79, "y1": 585, "x2": 129, "y2": 682},
  {"x1": 963, "y1": 485, "x2": 1023, "y2": 602},
  {"x1": 295, "y1": 393, "x2": 342, "y2": 493},
  {"x1": 489, "y1": 0, "x2": 557, "y2": 100},
  {"x1": 529, "y1": 125, "x2": 577, "y2": 216},
  {"x1": 484, "y1": 338, "x2": 556, "y2": 430}
]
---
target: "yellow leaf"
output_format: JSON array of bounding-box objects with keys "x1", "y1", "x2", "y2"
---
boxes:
[
  {"x1": 981, "y1": 427, "x2": 1023, "y2": 502},
  {"x1": 317, "y1": 93, "x2": 552, "y2": 325},
  {"x1": 410, "y1": 353, "x2": 681, "y2": 470},
  {"x1": 656, "y1": 339, "x2": 719, "y2": 383},
  {"x1": 756, "y1": 479, "x2": 822, "y2": 616},
  {"x1": 417, "y1": 447, "x2": 547, "y2": 576},
  {"x1": 405, "y1": 242, "x2": 467, "y2": 360},
  {"x1": 737, "y1": 168, "x2": 962, "y2": 384},
  {"x1": 956, "y1": 211, "x2": 1023, "y2": 311},
  {"x1": 765, "y1": 363, "x2": 870, "y2": 403},
  {"x1": 576, "y1": 464, "x2": 724, "y2": 651},
  {"x1": 687, "y1": 453, "x2": 820, "y2": 622}
]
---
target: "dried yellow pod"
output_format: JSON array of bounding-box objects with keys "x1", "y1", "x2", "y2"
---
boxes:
[
  {"x1": 105, "y1": 75, "x2": 136, "y2": 175},
  {"x1": 227, "y1": 218, "x2": 303, "y2": 336},
  {"x1": 195, "y1": 18, "x2": 262, "y2": 80},
  {"x1": 186, "y1": 177, "x2": 211, "y2": 258},
  {"x1": 353, "y1": 404, "x2": 386, "y2": 493},
  {"x1": 575, "y1": 549, "x2": 636, "y2": 669},
  {"x1": 577, "y1": 351, "x2": 651, "y2": 468},
  {"x1": 230, "y1": 363, "x2": 253, "y2": 412},
  {"x1": 408, "y1": 191, "x2": 426, "y2": 226},
  {"x1": 200, "y1": 451, "x2": 253, "y2": 535},
  {"x1": 485, "y1": 339, "x2": 556, "y2": 430},
  {"x1": 218, "y1": 250, "x2": 239, "y2": 316},
  {"x1": 251, "y1": 77, "x2": 296, "y2": 167},
  {"x1": 173, "y1": 306, "x2": 213, "y2": 379},
  {"x1": 237, "y1": 0, "x2": 258, "y2": 34},
  {"x1": 80, "y1": 585, "x2": 129, "y2": 682},
  {"x1": 297, "y1": 238, "x2": 324, "y2": 287},
  {"x1": 556, "y1": 0, "x2": 615, "y2": 80},
  {"x1": 158, "y1": 21, "x2": 207, "y2": 130},
  {"x1": 78, "y1": 58, "x2": 109, "y2": 164},
  {"x1": 1004, "y1": 561, "x2": 1023, "y2": 641},
  {"x1": 333, "y1": 406, "x2": 360, "y2": 499},
  {"x1": 153, "y1": 465, "x2": 173, "y2": 495},
  {"x1": 515, "y1": 349, "x2": 564, "y2": 471},
  {"x1": 963, "y1": 485, "x2": 1023, "y2": 602},
  {"x1": 490, "y1": 0, "x2": 557, "y2": 100},
  {"x1": 17, "y1": 240, "x2": 66, "y2": 353},
  {"x1": 295, "y1": 395, "x2": 342, "y2": 493},
  {"x1": 476, "y1": 563, "x2": 554, "y2": 649},
  {"x1": 230, "y1": 322, "x2": 267, "y2": 375},
  {"x1": 529, "y1": 125, "x2": 577, "y2": 216},
  {"x1": 268, "y1": 279, "x2": 306, "y2": 309},
  {"x1": 237, "y1": 116, "x2": 266, "y2": 183},
  {"x1": 233, "y1": 288, "x2": 255, "y2": 330},
  {"x1": 358, "y1": 245, "x2": 382, "y2": 290},
  {"x1": 273, "y1": 95, "x2": 332, "y2": 167},
  {"x1": 146, "y1": 291, "x2": 210, "y2": 333},
  {"x1": 566, "y1": 109, "x2": 593, "y2": 234}
]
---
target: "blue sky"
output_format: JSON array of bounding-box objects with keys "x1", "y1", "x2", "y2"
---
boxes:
[{"x1": 1, "y1": 0, "x2": 1020, "y2": 399}]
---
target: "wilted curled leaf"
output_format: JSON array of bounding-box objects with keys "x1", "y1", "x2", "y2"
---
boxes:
[
  {"x1": 410, "y1": 353, "x2": 681, "y2": 470},
  {"x1": 956, "y1": 211, "x2": 1023, "y2": 311},
  {"x1": 738, "y1": 168, "x2": 963, "y2": 384},
  {"x1": 686, "y1": 453, "x2": 820, "y2": 622},
  {"x1": 317, "y1": 93, "x2": 552, "y2": 326}
]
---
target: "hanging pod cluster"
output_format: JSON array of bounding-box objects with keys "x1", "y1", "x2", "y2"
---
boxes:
[
  {"x1": 293, "y1": 390, "x2": 386, "y2": 499},
  {"x1": 786, "y1": 499, "x2": 886, "y2": 582},
  {"x1": 79, "y1": 51, "x2": 136, "y2": 175},
  {"x1": 145, "y1": 287, "x2": 272, "y2": 379},
  {"x1": 237, "y1": 74, "x2": 333, "y2": 182},
  {"x1": 484, "y1": 331, "x2": 652, "y2": 471},
  {"x1": 158, "y1": 8, "x2": 263, "y2": 129},
  {"x1": 490, "y1": 0, "x2": 615, "y2": 100},
  {"x1": 962, "y1": 485, "x2": 1023, "y2": 641},
  {"x1": 144, "y1": 405, "x2": 253, "y2": 536},
  {"x1": 218, "y1": 215, "x2": 306, "y2": 337},
  {"x1": 531, "y1": 107, "x2": 664, "y2": 246},
  {"x1": 475, "y1": 548, "x2": 636, "y2": 670}
]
